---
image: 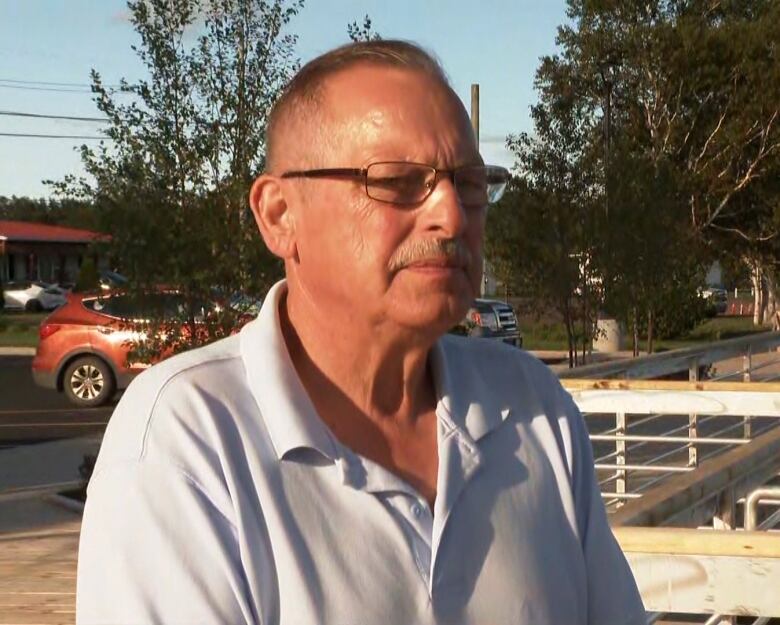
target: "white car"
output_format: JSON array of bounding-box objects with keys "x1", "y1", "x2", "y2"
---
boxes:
[{"x1": 2, "y1": 281, "x2": 69, "y2": 311}]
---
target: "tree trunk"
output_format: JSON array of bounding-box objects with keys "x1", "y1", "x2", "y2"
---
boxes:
[
  {"x1": 752, "y1": 261, "x2": 764, "y2": 325},
  {"x1": 581, "y1": 262, "x2": 589, "y2": 366},
  {"x1": 563, "y1": 305, "x2": 575, "y2": 369},
  {"x1": 764, "y1": 271, "x2": 778, "y2": 327},
  {"x1": 647, "y1": 307, "x2": 654, "y2": 354},
  {"x1": 632, "y1": 306, "x2": 640, "y2": 357}
]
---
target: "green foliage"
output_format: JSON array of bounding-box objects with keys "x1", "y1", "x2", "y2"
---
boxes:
[
  {"x1": 49, "y1": 0, "x2": 302, "y2": 360},
  {"x1": 79, "y1": 453, "x2": 97, "y2": 483},
  {"x1": 75, "y1": 257, "x2": 100, "y2": 293},
  {"x1": 0, "y1": 196, "x2": 99, "y2": 231},
  {"x1": 488, "y1": 0, "x2": 780, "y2": 360},
  {"x1": 0, "y1": 313, "x2": 45, "y2": 347},
  {"x1": 347, "y1": 15, "x2": 380, "y2": 42}
]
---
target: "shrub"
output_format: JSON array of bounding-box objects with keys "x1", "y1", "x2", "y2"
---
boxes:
[{"x1": 75, "y1": 258, "x2": 100, "y2": 292}]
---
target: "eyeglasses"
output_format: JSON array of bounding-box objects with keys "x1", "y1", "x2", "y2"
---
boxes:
[{"x1": 280, "y1": 161, "x2": 510, "y2": 207}]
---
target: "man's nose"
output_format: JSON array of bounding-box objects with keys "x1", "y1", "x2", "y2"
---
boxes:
[{"x1": 421, "y1": 174, "x2": 467, "y2": 238}]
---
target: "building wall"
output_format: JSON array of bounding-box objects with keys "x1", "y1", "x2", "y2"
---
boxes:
[{"x1": 2, "y1": 242, "x2": 105, "y2": 284}]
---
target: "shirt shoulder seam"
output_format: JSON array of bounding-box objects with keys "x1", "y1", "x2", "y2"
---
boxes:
[
  {"x1": 89, "y1": 455, "x2": 239, "y2": 530},
  {"x1": 139, "y1": 352, "x2": 242, "y2": 459}
]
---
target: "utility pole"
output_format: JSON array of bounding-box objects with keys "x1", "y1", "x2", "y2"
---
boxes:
[
  {"x1": 471, "y1": 83, "x2": 487, "y2": 297},
  {"x1": 470, "y1": 84, "x2": 480, "y2": 143}
]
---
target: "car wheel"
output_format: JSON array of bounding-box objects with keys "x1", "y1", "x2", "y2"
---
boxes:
[
  {"x1": 62, "y1": 356, "x2": 116, "y2": 407},
  {"x1": 25, "y1": 299, "x2": 43, "y2": 312}
]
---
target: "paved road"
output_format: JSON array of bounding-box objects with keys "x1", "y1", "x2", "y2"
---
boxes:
[{"x1": 0, "y1": 356, "x2": 114, "y2": 446}]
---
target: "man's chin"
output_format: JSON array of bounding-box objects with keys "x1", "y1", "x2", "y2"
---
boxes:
[{"x1": 394, "y1": 295, "x2": 471, "y2": 336}]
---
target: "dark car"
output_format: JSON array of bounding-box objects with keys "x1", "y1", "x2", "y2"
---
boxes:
[{"x1": 453, "y1": 299, "x2": 523, "y2": 347}]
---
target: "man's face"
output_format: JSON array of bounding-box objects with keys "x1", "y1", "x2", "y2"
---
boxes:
[{"x1": 283, "y1": 64, "x2": 485, "y2": 337}]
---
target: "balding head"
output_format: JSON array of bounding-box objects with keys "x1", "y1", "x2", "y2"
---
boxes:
[
  {"x1": 251, "y1": 40, "x2": 485, "y2": 341},
  {"x1": 265, "y1": 40, "x2": 453, "y2": 173}
]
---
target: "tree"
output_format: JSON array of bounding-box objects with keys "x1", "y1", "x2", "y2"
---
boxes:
[
  {"x1": 557, "y1": 0, "x2": 780, "y2": 325},
  {"x1": 492, "y1": 55, "x2": 603, "y2": 367},
  {"x1": 498, "y1": 0, "x2": 780, "y2": 365},
  {"x1": 75, "y1": 257, "x2": 100, "y2": 293},
  {"x1": 0, "y1": 196, "x2": 98, "y2": 231},
  {"x1": 50, "y1": 0, "x2": 302, "y2": 360},
  {"x1": 347, "y1": 15, "x2": 381, "y2": 42}
]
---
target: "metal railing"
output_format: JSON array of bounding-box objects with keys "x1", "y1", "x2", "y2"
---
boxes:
[
  {"x1": 564, "y1": 379, "x2": 780, "y2": 511},
  {"x1": 560, "y1": 335, "x2": 780, "y2": 624}
]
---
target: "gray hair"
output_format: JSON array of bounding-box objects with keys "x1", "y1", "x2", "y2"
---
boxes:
[{"x1": 265, "y1": 40, "x2": 451, "y2": 172}]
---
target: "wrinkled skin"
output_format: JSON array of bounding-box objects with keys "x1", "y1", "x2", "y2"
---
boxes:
[
  {"x1": 286, "y1": 66, "x2": 484, "y2": 338},
  {"x1": 249, "y1": 63, "x2": 485, "y2": 505}
]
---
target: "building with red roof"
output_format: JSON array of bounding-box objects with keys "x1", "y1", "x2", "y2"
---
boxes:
[{"x1": 0, "y1": 220, "x2": 109, "y2": 285}]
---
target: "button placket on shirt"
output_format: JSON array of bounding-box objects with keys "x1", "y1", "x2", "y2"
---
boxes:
[
  {"x1": 430, "y1": 424, "x2": 483, "y2": 592},
  {"x1": 399, "y1": 494, "x2": 433, "y2": 588},
  {"x1": 335, "y1": 446, "x2": 437, "y2": 590},
  {"x1": 383, "y1": 493, "x2": 434, "y2": 587}
]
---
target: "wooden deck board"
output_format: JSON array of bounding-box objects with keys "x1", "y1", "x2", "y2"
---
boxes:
[{"x1": 0, "y1": 523, "x2": 79, "y2": 625}]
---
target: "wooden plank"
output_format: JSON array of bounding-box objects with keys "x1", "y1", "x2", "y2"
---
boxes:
[
  {"x1": 0, "y1": 529, "x2": 78, "y2": 625},
  {"x1": 610, "y1": 425, "x2": 780, "y2": 527},
  {"x1": 558, "y1": 331, "x2": 780, "y2": 380},
  {"x1": 613, "y1": 527, "x2": 780, "y2": 557},
  {"x1": 624, "y1": 551, "x2": 780, "y2": 616},
  {"x1": 562, "y1": 379, "x2": 780, "y2": 392},
  {"x1": 569, "y1": 387, "x2": 780, "y2": 417}
]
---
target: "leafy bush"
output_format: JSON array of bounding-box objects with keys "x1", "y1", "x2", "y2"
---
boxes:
[{"x1": 75, "y1": 257, "x2": 100, "y2": 292}]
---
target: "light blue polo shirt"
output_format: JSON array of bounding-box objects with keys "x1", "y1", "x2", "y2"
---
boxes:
[{"x1": 77, "y1": 281, "x2": 645, "y2": 625}]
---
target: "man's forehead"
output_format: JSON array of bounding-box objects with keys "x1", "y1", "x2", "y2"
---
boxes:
[
  {"x1": 319, "y1": 64, "x2": 476, "y2": 163},
  {"x1": 323, "y1": 64, "x2": 459, "y2": 116}
]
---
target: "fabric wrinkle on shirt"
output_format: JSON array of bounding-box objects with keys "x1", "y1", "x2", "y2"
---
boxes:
[{"x1": 76, "y1": 279, "x2": 647, "y2": 625}]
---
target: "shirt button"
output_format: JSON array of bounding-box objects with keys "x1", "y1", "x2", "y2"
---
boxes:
[{"x1": 411, "y1": 503, "x2": 422, "y2": 518}]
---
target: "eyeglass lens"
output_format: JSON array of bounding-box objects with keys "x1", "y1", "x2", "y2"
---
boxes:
[{"x1": 365, "y1": 163, "x2": 508, "y2": 206}]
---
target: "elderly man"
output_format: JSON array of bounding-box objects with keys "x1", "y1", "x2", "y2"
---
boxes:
[{"x1": 77, "y1": 40, "x2": 645, "y2": 624}]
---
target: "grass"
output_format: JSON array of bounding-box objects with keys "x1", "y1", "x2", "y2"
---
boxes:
[
  {"x1": 520, "y1": 319, "x2": 571, "y2": 351},
  {"x1": 0, "y1": 309, "x2": 768, "y2": 352},
  {"x1": 522, "y1": 315, "x2": 767, "y2": 353},
  {"x1": 0, "y1": 311, "x2": 46, "y2": 348}
]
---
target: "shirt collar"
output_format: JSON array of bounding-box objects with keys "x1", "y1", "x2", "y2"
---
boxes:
[
  {"x1": 240, "y1": 280, "x2": 338, "y2": 462},
  {"x1": 431, "y1": 337, "x2": 512, "y2": 443},
  {"x1": 240, "y1": 280, "x2": 511, "y2": 461}
]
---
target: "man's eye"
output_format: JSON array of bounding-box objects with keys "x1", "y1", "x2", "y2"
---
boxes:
[
  {"x1": 457, "y1": 172, "x2": 487, "y2": 190},
  {"x1": 370, "y1": 174, "x2": 426, "y2": 194}
]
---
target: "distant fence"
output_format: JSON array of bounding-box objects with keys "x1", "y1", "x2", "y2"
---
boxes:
[
  {"x1": 726, "y1": 300, "x2": 755, "y2": 316},
  {"x1": 558, "y1": 330, "x2": 780, "y2": 380}
]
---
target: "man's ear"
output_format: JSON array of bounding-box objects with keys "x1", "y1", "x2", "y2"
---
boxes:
[{"x1": 249, "y1": 174, "x2": 297, "y2": 259}]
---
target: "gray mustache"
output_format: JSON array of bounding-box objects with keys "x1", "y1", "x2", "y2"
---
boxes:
[{"x1": 388, "y1": 239, "x2": 472, "y2": 273}]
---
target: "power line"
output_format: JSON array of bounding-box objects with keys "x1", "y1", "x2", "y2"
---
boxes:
[
  {"x1": 0, "y1": 77, "x2": 121, "y2": 89},
  {"x1": 0, "y1": 110, "x2": 109, "y2": 123},
  {"x1": 0, "y1": 82, "x2": 132, "y2": 95},
  {"x1": 0, "y1": 131, "x2": 108, "y2": 140},
  {"x1": 0, "y1": 83, "x2": 93, "y2": 94}
]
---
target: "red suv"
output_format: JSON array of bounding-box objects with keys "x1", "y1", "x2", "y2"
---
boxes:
[{"x1": 32, "y1": 291, "x2": 242, "y2": 407}]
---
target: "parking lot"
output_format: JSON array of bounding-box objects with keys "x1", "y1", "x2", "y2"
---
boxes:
[{"x1": 0, "y1": 354, "x2": 113, "y2": 447}]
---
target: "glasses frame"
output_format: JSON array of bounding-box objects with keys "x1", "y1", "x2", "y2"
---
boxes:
[{"x1": 279, "y1": 161, "x2": 510, "y2": 207}]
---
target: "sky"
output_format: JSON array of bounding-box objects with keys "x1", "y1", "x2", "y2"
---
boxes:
[{"x1": 0, "y1": 0, "x2": 569, "y2": 199}]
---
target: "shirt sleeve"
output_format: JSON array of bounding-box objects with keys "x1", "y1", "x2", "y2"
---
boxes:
[
  {"x1": 562, "y1": 388, "x2": 648, "y2": 625},
  {"x1": 76, "y1": 458, "x2": 256, "y2": 625}
]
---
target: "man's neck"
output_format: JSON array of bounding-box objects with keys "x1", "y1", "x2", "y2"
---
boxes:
[{"x1": 279, "y1": 287, "x2": 437, "y2": 430}]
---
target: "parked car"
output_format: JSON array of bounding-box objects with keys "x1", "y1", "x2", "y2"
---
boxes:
[
  {"x1": 98, "y1": 270, "x2": 128, "y2": 291},
  {"x1": 453, "y1": 298, "x2": 523, "y2": 347},
  {"x1": 32, "y1": 290, "x2": 252, "y2": 407},
  {"x1": 699, "y1": 286, "x2": 728, "y2": 315},
  {"x1": 2, "y1": 281, "x2": 69, "y2": 311}
]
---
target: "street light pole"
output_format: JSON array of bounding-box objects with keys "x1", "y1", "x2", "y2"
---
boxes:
[{"x1": 471, "y1": 83, "x2": 487, "y2": 298}]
